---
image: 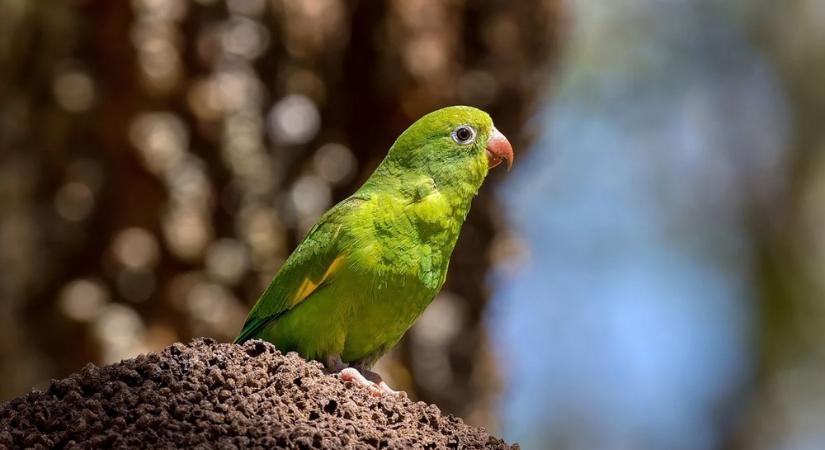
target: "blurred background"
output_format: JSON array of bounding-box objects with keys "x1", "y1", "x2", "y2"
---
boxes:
[{"x1": 2, "y1": 0, "x2": 825, "y2": 449}]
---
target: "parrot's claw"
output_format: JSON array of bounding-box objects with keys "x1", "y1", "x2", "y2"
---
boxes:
[
  {"x1": 338, "y1": 367, "x2": 404, "y2": 397},
  {"x1": 376, "y1": 381, "x2": 403, "y2": 397}
]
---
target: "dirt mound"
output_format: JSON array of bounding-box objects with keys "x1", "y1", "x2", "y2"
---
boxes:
[{"x1": 0, "y1": 338, "x2": 516, "y2": 449}]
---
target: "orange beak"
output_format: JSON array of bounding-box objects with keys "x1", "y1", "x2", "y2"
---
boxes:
[{"x1": 486, "y1": 126, "x2": 513, "y2": 170}]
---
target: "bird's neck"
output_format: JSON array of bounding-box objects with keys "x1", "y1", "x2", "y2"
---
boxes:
[
  {"x1": 366, "y1": 159, "x2": 487, "y2": 213},
  {"x1": 363, "y1": 159, "x2": 487, "y2": 248}
]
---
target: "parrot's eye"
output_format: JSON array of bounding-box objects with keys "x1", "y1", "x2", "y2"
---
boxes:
[{"x1": 451, "y1": 125, "x2": 476, "y2": 145}]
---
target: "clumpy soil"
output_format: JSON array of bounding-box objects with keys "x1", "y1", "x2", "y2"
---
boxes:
[{"x1": 0, "y1": 338, "x2": 516, "y2": 449}]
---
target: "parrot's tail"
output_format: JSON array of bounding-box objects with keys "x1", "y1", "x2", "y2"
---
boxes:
[{"x1": 233, "y1": 315, "x2": 276, "y2": 345}]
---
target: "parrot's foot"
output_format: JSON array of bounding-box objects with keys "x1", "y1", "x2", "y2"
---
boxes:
[{"x1": 338, "y1": 367, "x2": 403, "y2": 397}]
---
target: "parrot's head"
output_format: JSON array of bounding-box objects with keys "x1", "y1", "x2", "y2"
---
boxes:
[{"x1": 384, "y1": 106, "x2": 513, "y2": 191}]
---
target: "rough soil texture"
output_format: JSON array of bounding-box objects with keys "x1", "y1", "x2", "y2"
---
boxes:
[{"x1": 0, "y1": 338, "x2": 516, "y2": 449}]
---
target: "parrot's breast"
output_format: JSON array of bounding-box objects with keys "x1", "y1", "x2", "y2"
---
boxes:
[{"x1": 335, "y1": 189, "x2": 472, "y2": 364}]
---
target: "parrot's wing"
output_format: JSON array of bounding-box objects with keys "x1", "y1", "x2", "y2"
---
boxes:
[{"x1": 234, "y1": 195, "x2": 367, "y2": 343}]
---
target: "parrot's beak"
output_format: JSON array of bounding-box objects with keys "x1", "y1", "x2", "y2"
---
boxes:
[{"x1": 486, "y1": 126, "x2": 513, "y2": 171}]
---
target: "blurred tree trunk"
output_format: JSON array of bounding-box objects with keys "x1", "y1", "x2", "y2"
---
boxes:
[{"x1": 733, "y1": 2, "x2": 825, "y2": 448}]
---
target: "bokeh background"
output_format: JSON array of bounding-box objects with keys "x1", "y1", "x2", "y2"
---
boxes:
[{"x1": 2, "y1": 1, "x2": 825, "y2": 449}]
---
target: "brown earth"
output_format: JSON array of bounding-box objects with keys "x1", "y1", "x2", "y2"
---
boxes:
[{"x1": 0, "y1": 338, "x2": 516, "y2": 449}]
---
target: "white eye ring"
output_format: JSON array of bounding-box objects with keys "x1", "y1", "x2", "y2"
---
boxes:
[{"x1": 451, "y1": 125, "x2": 476, "y2": 145}]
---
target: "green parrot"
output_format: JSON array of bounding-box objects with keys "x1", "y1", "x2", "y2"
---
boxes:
[{"x1": 235, "y1": 105, "x2": 513, "y2": 394}]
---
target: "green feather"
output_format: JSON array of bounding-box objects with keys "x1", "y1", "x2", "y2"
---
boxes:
[{"x1": 236, "y1": 106, "x2": 497, "y2": 368}]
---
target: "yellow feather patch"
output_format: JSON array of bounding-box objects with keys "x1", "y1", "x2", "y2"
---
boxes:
[{"x1": 291, "y1": 255, "x2": 344, "y2": 305}]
